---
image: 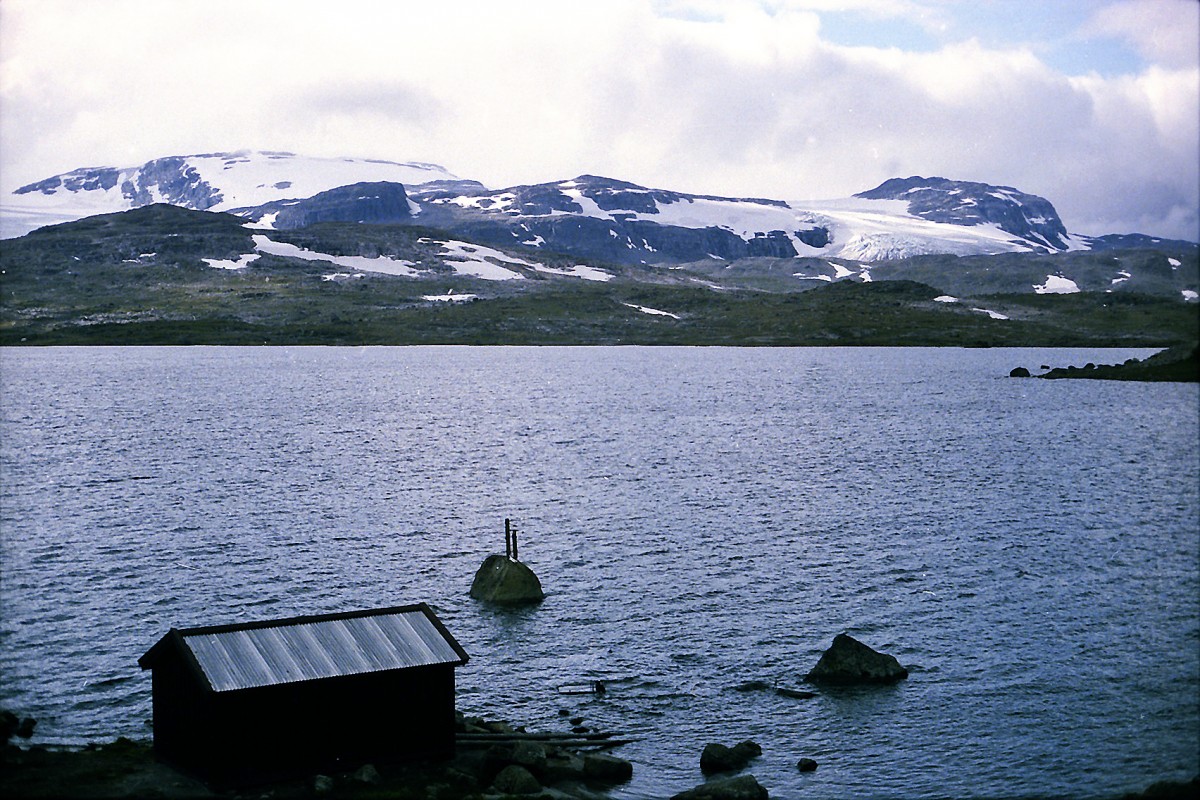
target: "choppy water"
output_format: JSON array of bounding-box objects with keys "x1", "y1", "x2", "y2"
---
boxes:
[{"x1": 1, "y1": 346, "x2": 1197, "y2": 799}]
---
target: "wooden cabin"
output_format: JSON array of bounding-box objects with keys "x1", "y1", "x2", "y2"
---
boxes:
[{"x1": 138, "y1": 603, "x2": 469, "y2": 785}]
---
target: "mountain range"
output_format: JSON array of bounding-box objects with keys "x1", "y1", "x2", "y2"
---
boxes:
[{"x1": 1, "y1": 151, "x2": 1196, "y2": 347}]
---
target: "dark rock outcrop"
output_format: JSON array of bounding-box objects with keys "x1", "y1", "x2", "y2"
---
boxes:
[
  {"x1": 1009, "y1": 366, "x2": 1031, "y2": 378},
  {"x1": 700, "y1": 740, "x2": 762, "y2": 775},
  {"x1": 469, "y1": 554, "x2": 544, "y2": 604},
  {"x1": 805, "y1": 633, "x2": 908, "y2": 685},
  {"x1": 582, "y1": 752, "x2": 634, "y2": 783},
  {"x1": 797, "y1": 758, "x2": 818, "y2": 772},
  {"x1": 247, "y1": 181, "x2": 413, "y2": 229},
  {"x1": 671, "y1": 774, "x2": 770, "y2": 800},
  {"x1": 491, "y1": 763, "x2": 541, "y2": 794},
  {"x1": 1041, "y1": 344, "x2": 1199, "y2": 382}
]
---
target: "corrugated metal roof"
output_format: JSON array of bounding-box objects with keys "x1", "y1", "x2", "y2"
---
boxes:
[{"x1": 181, "y1": 608, "x2": 466, "y2": 692}]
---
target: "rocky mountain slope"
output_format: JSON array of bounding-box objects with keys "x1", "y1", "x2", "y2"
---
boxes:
[
  {"x1": 2, "y1": 150, "x2": 1197, "y2": 347},
  {"x1": 1, "y1": 202, "x2": 1195, "y2": 348}
]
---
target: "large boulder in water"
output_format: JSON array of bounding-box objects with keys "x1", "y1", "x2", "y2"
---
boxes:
[
  {"x1": 804, "y1": 633, "x2": 908, "y2": 685},
  {"x1": 469, "y1": 554, "x2": 544, "y2": 604}
]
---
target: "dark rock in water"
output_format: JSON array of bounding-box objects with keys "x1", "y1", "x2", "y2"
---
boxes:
[
  {"x1": 469, "y1": 554, "x2": 544, "y2": 604},
  {"x1": 797, "y1": 758, "x2": 818, "y2": 772},
  {"x1": 491, "y1": 763, "x2": 541, "y2": 794},
  {"x1": 775, "y1": 687, "x2": 817, "y2": 699},
  {"x1": 733, "y1": 680, "x2": 772, "y2": 693},
  {"x1": 1119, "y1": 775, "x2": 1200, "y2": 799},
  {"x1": 700, "y1": 740, "x2": 762, "y2": 774},
  {"x1": 805, "y1": 633, "x2": 908, "y2": 685},
  {"x1": 671, "y1": 773, "x2": 770, "y2": 800},
  {"x1": 1009, "y1": 366, "x2": 1031, "y2": 378},
  {"x1": 582, "y1": 752, "x2": 634, "y2": 784}
]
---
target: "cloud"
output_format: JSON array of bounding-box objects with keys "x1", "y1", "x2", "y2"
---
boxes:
[
  {"x1": 0, "y1": 0, "x2": 1196, "y2": 240},
  {"x1": 1083, "y1": 0, "x2": 1200, "y2": 69}
]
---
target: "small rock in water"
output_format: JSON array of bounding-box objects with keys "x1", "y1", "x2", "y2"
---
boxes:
[
  {"x1": 700, "y1": 740, "x2": 762, "y2": 774},
  {"x1": 1009, "y1": 366, "x2": 1031, "y2": 378},
  {"x1": 797, "y1": 758, "x2": 818, "y2": 772},
  {"x1": 805, "y1": 633, "x2": 908, "y2": 685},
  {"x1": 671, "y1": 773, "x2": 770, "y2": 800}
]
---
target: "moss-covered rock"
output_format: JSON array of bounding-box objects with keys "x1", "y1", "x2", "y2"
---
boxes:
[{"x1": 469, "y1": 555, "x2": 544, "y2": 604}]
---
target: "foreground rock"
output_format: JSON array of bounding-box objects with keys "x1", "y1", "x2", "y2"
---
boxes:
[
  {"x1": 671, "y1": 774, "x2": 770, "y2": 800},
  {"x1": 805, "y1": 633, "x2": 908, "y2": 685},
  {"x1": 700, "y1": 740, "x2": 762, "y2": 774},
  {"x1": 469, "y1": 554, "x2": 545, "y2": 604}
]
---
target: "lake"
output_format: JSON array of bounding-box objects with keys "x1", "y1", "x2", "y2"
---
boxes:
[{"x1": 1, "y1": 345, "x2": 1197, "y2": 799}]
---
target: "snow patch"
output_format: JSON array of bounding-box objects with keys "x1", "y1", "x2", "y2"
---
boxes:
[
  {"x1": 934, "y1": 295, "x2": 959, "y2": 303},
  {"x1": 1111, "y1": 271, "x2": 1131, "y2": 286},
  {"x1": 203, "y1": 252, "x2": 260, "y2": 270},
  {"x1": 1034, "y1": 275, "x2": 1080, "y2": 294},
  {"x1": 253, "y1": 235, "x2": 421, "y2": 276},
  {"x1": 421, "y1": 238, "x2": 532, "y2": 281},
  {"x1": 424, "y1": 291, "x2": 477, "y2": 302},
  {"x1": 532, "y1": 264, "x2": 612, "y2": 282},
  {"x1": 1168, "y1": 257, "x2": 1181, "y2": 268},
  {"x1": 246, "y1": 211, "x2": 279, "y2": 230},
  {"x1": 1183, "y1": 290, "x2": 1198, "y2": 301},
  {"x1": 622, "y1": 302, "x2": 680, "y2": 319},
  {"x1": 827, "y1": 261, "x2": 853, "y2": 279},
  {"x1": 971, "y1": 307, "x2": 1009, "y2": 320}
]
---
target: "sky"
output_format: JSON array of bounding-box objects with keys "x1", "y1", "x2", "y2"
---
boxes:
[{"x1": 0, "y1": 0, "x2": 1197, "y2": 240}]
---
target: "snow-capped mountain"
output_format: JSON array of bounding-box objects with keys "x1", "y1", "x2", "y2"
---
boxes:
[
  {"x1": 4, "y1": 151, "x2": 1193, "y2": 270},
  {"x1": 389, "y1": 173, "x2": 1086, "y2": 265},
  {"x1": 2, "y1": 151, "x2": 455, "y2": 239}
]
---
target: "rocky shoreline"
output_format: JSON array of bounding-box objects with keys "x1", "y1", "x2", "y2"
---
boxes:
[
  {"x1": 5, "y1": 706, "x2": 1198, "y2": 800},
  {"x1": 1009, "y1": 343, "x2": 1200, "y2": 381},
  {"x1": 1, "y1": 710, "x2": 635, "y2": 800}
]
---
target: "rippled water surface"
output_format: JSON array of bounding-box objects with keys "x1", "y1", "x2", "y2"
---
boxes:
[{"x1": 1, "y1": 346, "x2": 1197, "y2": 799}]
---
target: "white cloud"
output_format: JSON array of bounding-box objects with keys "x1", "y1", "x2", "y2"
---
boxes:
[
  {"x1": 1083, "y1": 0, "x2": 1200, "y2": 69},
  {"x1": 0, "y1": 0, "x2": 1196, "y2": 240}
]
